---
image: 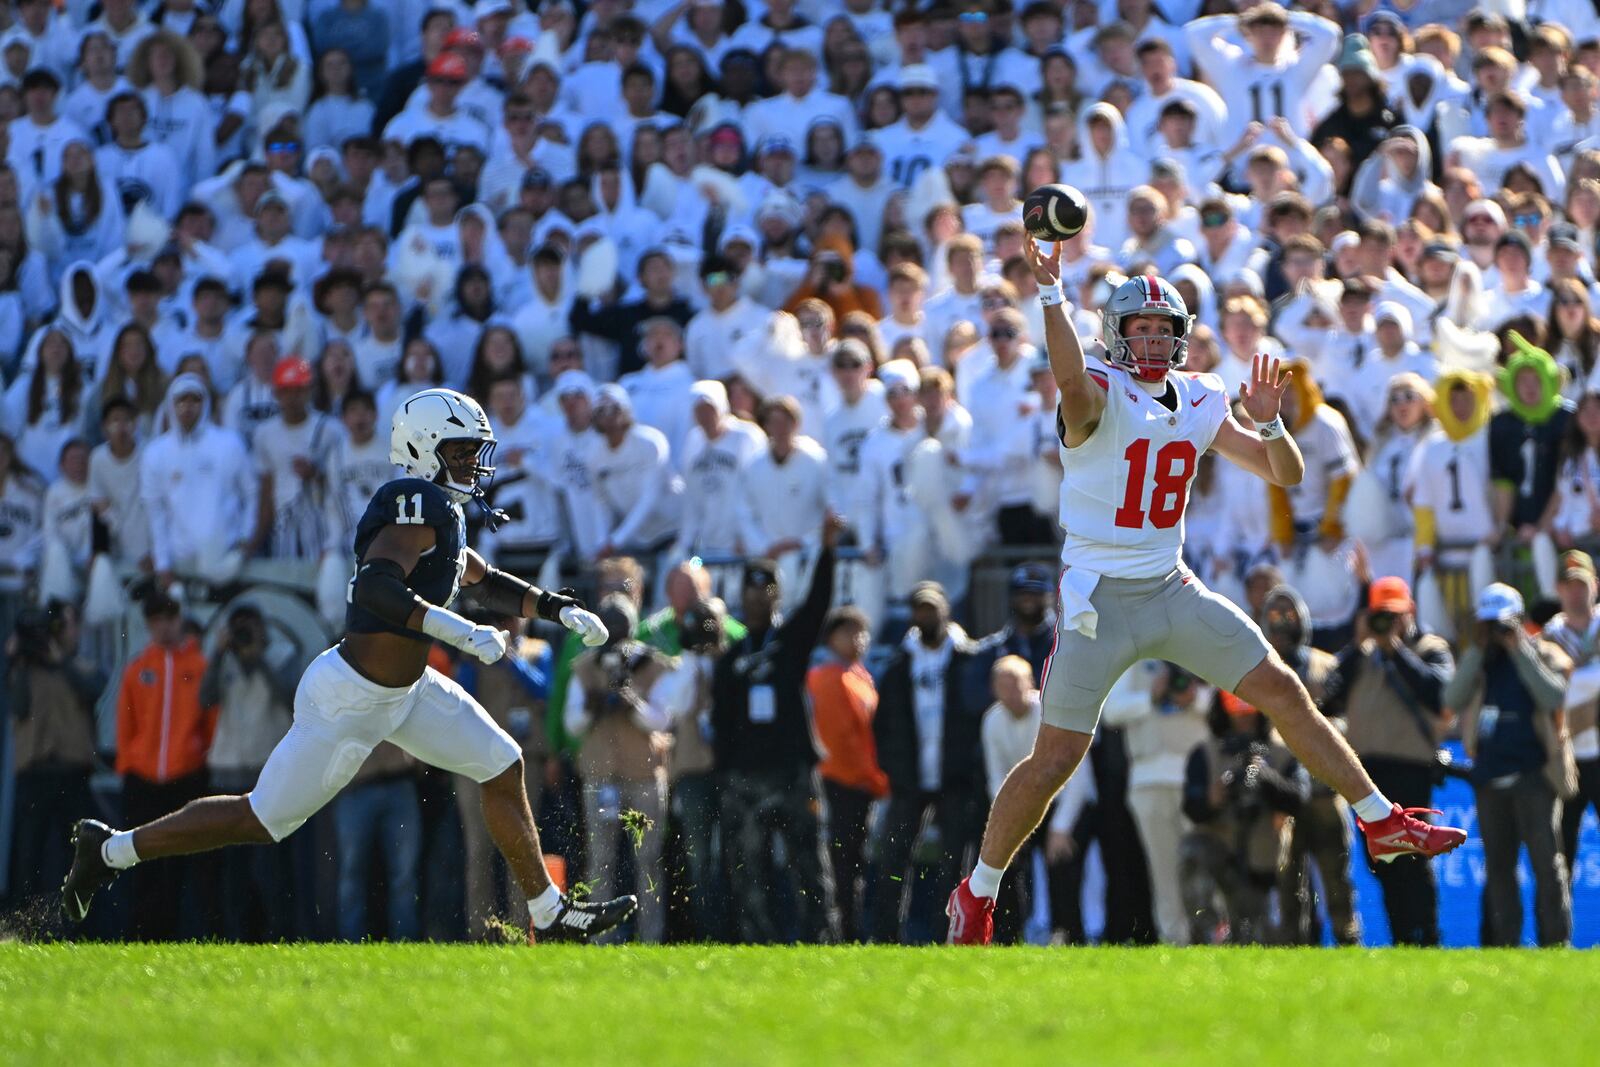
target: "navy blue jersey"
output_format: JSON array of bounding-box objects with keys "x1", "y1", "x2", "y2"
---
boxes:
[{"x1": 345, "y1": 478, "x2": 467, "y2": 636}]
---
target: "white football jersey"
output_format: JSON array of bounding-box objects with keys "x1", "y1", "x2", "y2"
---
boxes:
[
  {"x1": 1409, "y1": 427, "x2": 1495, "y2": 551},
  {"x1": 1058, "y1": 362, "x2": 1231, "y2": 579}
]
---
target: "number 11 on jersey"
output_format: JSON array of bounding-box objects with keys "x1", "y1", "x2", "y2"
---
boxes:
[{"x1": 1113, "y1": 438, "x2": 1197, "y2": 530}]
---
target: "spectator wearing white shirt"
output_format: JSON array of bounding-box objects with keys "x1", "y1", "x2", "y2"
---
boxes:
[
  {"x1": 961, "y1": 311, "x2": 1050, "y2": 546},
  {"x1": 825, "y1": 138, "x2": 895, "y2": 257},
  {"x1": 141, "y1": 373, "x2": 257, "y2": 588},
  {"x1": 251, "y1": 357, "x2": 343, "y2": 561},
  {"x1": 674, "y1": 381, "x2": 766, "y2": 561},
  {"x1": 742, "y1": 48, "x2": 856, "y2": 150},
  {"x1": 1183, "y1": 3, "x2": 1341, "y2": 146},
  {"x1": 221, "y1": 331, "x2": 283, "y2": 446},
  {"x1": 877, "y1": 262, "x2": 933, "y2": 358},
  {"x1": 620, "y1": 317, "x2": 697, "y2": 461},
  {"x1": 587, "y1": 384, "x2": 683, "y2": 561},
  {"x1": 1100, "y1": 659, "x2": 1213, "y2": 944},
  {"x1": 737, "y1": 395, "x2": 830, "y2": 611},
  {"x1": 1336, "y1": 303, "x2": 1441, "y2": 441},
  {"x1": 980, "y1": 654, "x2": 1045, "y2": 942},
  {"x1": 1193, "y1": 197, "x2": 1266, "y2": 286},
  {"x1": 87, "y1": 395, "x2": 150, "y2": 569},
  {"x1": 924, "y1": 236, "x2": 987, "y2": 366},
  {"x1": 8, "y1": 68, "x2": 87, "y2": 189},
  {"x1": 871, "y1": 64, "x2": 972, "y2": 189},
  {"x1": 684, "y1": 255, "x2": 768, "y2": 382},
  {"x1": 961, "y1": 156, "x2": 1023, "y2": 251},
  {"x1": 1478, "y1": 230, "x2": 1549, "y2": 332},
  {"x1": 1124, "y1": 37, "x2": 1227, "y2": 153},
  {"x1": 1448, "y1": 90, "x2": 1565, "y2": 205},
  {"x1": 1119, "y1": 185, "x2": 1198, "y2": 277},
  {"x1": 352, "y1": 281, "x2": 404, "y2": 389},
  {"x1": 821, "y1": 340, "x2": 889, "y2": 522},
  {"x1": 971, "y1": 84, "x2": 1040, "y2": 165},
  {"x1": 478, "y1": 374, "x2": 565, "y2": 563}
]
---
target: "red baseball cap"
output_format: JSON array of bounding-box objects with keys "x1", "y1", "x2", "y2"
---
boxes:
[
  {"x1": 443, "y1": 28, "x2": 483, "y2": 51},
  {"x1": 427, "y1": 52, "x2": 470, "y2": 81},
  {"x1": 1367, "y1": 575, "x2": 1414, "y2": 613},
  {"x1": 1220, "y1": 691, "x2": 1256, "y2": 716},
  {"x1": 272, "y1": 356, "x2": 313, "y2": 389}
]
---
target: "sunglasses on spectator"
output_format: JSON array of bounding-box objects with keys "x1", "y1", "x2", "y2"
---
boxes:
[
  {"x1": 981, "y1": 296, "x2": 1011, "y2": 309},
  {"x1": 832, "y1": 357, "x2": 867, "y2": 370},
  {"x1": 1201, "y1": 212, "x2": 1229, "y2": 228},
  {"x1": 990, "y1": 327, "x2": 1019, "y2": 340},
  {"x1": 704, "y1": 271, "x2": 731, "y2": 288},
  {"x1": 266, "y1": 141, "x2": 300, "y2": 154},
  {"x1": 1513, "y1": 213, "x2": 1541, "y2": 227},
  {"x1": 959, "y1": 11, "x2": 988, "y2": 22}
]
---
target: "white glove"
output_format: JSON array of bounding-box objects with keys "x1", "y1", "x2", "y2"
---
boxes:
[
  {"x1": 560, "y1": 605, "x2": 609, "y2": 647},
  {"x1": 422, "y1": 606, "x2": 508, "y2": 664}
]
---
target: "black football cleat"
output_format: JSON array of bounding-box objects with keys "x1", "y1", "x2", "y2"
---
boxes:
[
  {"x1": 530, "y1": 894, "x2": 638, "y2": 943},
  {"x1": 60, "y1": 820, "x2": 119, "y2": 923}
]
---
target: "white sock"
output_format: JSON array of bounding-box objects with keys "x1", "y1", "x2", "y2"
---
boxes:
[
  {"x1": 1352, "y1": 791, "x2": 1393, "y2": 823},
  {"x1": 528, "y1": 883, "x2": 563, "y2": 928},
  {"x1": 969, "y1": 860, "x2": 1005, "y2": 900},
  {"x1": 101, "y1": 831, "x2": 140, "y2": 870}
]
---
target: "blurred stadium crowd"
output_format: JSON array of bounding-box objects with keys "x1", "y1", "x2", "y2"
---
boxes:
[{"x1": 4, "y1": 0, "x2": 1600, "y2": 945}]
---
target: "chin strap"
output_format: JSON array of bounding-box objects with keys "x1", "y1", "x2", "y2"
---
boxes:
[{"x1": 471, "y1": 486, "x2": 509, "y2": 531}]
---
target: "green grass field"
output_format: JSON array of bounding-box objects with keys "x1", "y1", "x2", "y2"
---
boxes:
[{"x1": 1, "y1": 943, "x2": 1594, "y2": 1065}]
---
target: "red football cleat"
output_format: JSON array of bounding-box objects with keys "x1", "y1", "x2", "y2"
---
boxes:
[
  {"x1": 946, "y1": 877, "x2": 995, "y2": 945},
  {"x1": 1359, "y1": 805, "x2": 1467, "y2": 864}
]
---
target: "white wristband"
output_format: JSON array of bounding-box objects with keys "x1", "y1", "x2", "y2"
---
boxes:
[
  {"x1": 1255, "y1": 416, "x2": 1286, "y2": 441},
  {"x1": 1038, "y1": 285, "x2": 1065, "y2": 307}
]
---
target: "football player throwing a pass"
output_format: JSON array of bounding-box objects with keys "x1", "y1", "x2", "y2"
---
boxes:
[
  {"x1": 946, "y1": 241, "x2": 1466, "y2": 944},
  {"x1": 64, "y1": 389, "x2": 638, "y2": 942}
]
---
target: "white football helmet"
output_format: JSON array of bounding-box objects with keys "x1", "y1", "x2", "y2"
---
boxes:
[
  {"x1": 391, "y1": 388, "x2": 498, "y2": 510},
  {"x1": 1101, "y1": 274, "x2": 1193, "y2": 382}
]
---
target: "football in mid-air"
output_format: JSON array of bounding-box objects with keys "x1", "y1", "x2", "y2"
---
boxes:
[{"x1": 1023, "y1": 183, "x2": 1089, "y2": 241}]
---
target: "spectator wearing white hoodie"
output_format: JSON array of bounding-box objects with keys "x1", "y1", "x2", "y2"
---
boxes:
[
  {"x1": 620, "y1": 316, "x2": 698, "y2": 460},
  {"x1": 674, "y1": 380, "x2": 766, "y2": 562},
  {"x1": 587, "y1": 383, "x2": 683, "y2": 560},
  {"x1": 140, "y1": 372, "x2": 257, "y2": 588},
  {"x1": 1059, "y1": 102, "x2": 1146, "y2": 254},
  {"x1": 821, "y1": 339, "x2": 888, "y2": 521},
  {"x1": 737, "y1": 394, "x2": 830, "y2": 611}
]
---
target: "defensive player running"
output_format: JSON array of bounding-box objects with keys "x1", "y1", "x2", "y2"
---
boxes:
[
  {"x1": 63, "y1": 388, "x2": 639, "y2": 942},
  {"x1": 946, "y1": 243, "x2": 1467, "y2": 944}
]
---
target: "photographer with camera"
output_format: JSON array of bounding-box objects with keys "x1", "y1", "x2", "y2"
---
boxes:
[
  {"x1": 5, "y1": 601, "x2": 102, "y2": 906},
  {"x1": 1445, "y1": 584, "x2": 1576, "y2": 947},
  {"x1": 198, "y1": 604, "x2": 296, "y2": 939},
  {"x1": 645, "y1": 579, "x2": 745, "y2": 942},
  {"x1": 565, "y1": 594, "x2": 678, "y2": 943},
  {"x1": 1180, "y1": 692, "x2": 1310, "y2": 944},
  {"x1": 1319, "y1": 576, "x2": 1454, "y2": 945},
  {"x1": 1260, "y1": 583, "x2": 1358, "y2": 946}
]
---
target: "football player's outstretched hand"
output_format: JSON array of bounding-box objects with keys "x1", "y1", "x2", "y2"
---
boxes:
[
  {"x1": 1241, "y1": 353, "x2": 1291, "y2": 425},
  {"x1": 561, "y1": 605, "x2": 609, "y2": 647},
  {"x1": 1022, "y1": 235, "x2": 1062, "y2": 286}
]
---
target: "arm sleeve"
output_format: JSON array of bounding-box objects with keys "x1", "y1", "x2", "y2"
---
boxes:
[
  {"x1": 981, "y1": 711, "x2": 1006, "y2": 799},
  {"x1": 140, "y1": 447, "x2": 173, "y2": 571},
  {"x1": 1443, "y1": 644, "x2": 1484, "y2": 709},
  {"x1": 1288, "y1": 12, "x2": 1342, "y2": 77},
  {"x1": 1512, "y1": 641, "x2": 1572, "y2": 714},
  {"x1": 1390, "y1": 639, "x2": 1454, "y2": 712},
  {"x1": 1256, "y1": 761, "x2": 1309, "y2": 814},
  {"x1": 1318, "y1": 648, "x2": 1360, "y2": 716},
  {"x1": 1182, "y1": 15, "x2": 1239, "y2": 80},
  {"x1": 782, "y1": 545, "x2": 836, "y2": 653},
  {"x1": 198, "y1": 655, "x2": 226, "y2": 708},
  {"x1": 569, "y1": 297, "x2": 627, "y2": 342}
]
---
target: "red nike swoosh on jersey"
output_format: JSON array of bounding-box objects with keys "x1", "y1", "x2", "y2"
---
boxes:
[{"x1": 1190, "y1": 396, "x2": 1206, "y2": 407}]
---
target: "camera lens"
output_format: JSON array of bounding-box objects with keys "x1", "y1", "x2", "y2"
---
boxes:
[{"x1": 1369, "y1": 612, "x2": 1394, "y2": 634}]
